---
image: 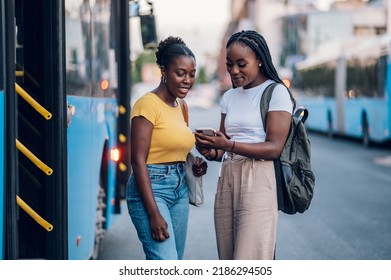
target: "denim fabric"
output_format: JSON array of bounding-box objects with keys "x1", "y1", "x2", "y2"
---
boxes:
[{"x1": 126, "y1": 163, "x2": 189, "y2": 260}]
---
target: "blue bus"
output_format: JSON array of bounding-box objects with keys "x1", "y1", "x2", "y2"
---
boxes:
[
  {"x1": 0, "y1": 0, "x2": 5, "y2": 260},
  {"x1": 1, "y1": 0, "x2": 156, "y2": 260},
  {"x1": 292, "y1": 34, "x2": 391, "y2": 146}
]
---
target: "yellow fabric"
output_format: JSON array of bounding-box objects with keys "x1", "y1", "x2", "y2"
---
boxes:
[{"x1": 131, "y1": 92, "x2": 195, "y2": 164}]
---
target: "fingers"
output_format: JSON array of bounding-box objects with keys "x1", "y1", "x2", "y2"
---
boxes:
[
  {"x1": 150, "y1": 217, "x2": 170, "y2": 242},
  {"x1": 195, "y1": 131, "x2": 227, "y2": 150},
  {"x1": 192, "y1": 157, "x2": 208, "y2": 176},
  {"x1": 152, "y1": 230, "x2": 170, "y2": 242}
]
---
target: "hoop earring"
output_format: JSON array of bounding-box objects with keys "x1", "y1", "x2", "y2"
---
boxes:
[{"x1": 162, "y1": 76, "x2": 167, "y2": 83}]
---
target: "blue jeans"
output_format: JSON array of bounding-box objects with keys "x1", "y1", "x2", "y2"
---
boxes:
[{"x1": 126, "y1": 163, "x2": 189, "y2": 260}]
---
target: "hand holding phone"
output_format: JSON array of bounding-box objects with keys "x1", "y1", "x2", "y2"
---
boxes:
[{"x1": 195, "y1": 127, "x2": 215, "y2": 136}]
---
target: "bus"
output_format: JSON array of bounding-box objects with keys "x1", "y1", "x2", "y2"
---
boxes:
[
  {"x1": 292, "y1": 34, "x2": 391, "y2": 146},
  {"x1": 1, "y1": 0, "x2": 156, "y2": 260}
]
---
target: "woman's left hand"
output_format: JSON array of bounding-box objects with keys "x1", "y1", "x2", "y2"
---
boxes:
[
  {"x1": 192, "y1": 156, "x2": 208, "y2": 177},
  {"x1": 195, "y1": 130, "x2": 231, "y2": 151}
]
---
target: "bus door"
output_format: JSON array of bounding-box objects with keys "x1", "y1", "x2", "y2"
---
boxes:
[
  {"x1": 12, "y1": 0, "x2": 67, "y2": 259},
  {"x1": 0, "y1": 0, "x2": 5, "y2": 260},
  {"x1": 1, "y1": 0, "x2": 18, "y2": 260}
]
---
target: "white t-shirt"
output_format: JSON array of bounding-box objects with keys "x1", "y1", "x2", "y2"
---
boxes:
[{"x1": 221, "y1": 79, "x2": 293, "y2": 143}]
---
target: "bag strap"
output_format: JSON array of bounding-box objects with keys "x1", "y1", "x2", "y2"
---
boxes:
[
  {"x1": 259, "y1": 83, "x2": 284, "y2": 212},
  {"x1": 260, "y1": 83, "x2": 278, "y2": 131},
  {"x1": 178, "y1": 99, "x2": 189, "y2": 126},
  {"x1": 260, "y1": 83, "x2": 301, "y2": 130},
  {"x1": 294, "y1": 107, "x2": 309, "y2": 124}
]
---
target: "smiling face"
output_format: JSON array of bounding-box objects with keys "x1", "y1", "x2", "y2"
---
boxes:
[
  {"x1": 163, "y1": 55, "x2": 196, "y2": 99},
  {"x1": 226, "y1": 42, "x2": 264, "y2": 89}
]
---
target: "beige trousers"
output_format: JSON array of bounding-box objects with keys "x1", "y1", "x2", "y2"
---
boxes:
[{"x1": 214, "y1": 153, "x2": 278, "y2": 260}]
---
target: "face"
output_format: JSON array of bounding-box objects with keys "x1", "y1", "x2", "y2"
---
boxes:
[
  {"x1": 226, "y1": 42, "x2": 263, "y2": 89},
  {"x1": 163, "y1": 55, "x2": 196, "y2": 99}
]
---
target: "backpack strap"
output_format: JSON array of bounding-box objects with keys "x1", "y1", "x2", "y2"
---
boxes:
[
  {"x1": 260, "y1": 83, "x2": 278, "y2": 131},
  {"x1": 294, "y1": 107, "x2": 308, "y2": 124},
  {"x1": 260, "y1": 82, "x2": 297, "y2": 131},
  {"x1": 259, "y1": 82, "x2": 285, "y2": 212},
  {"x1": 178, "y1": 99, "x2": 189, "y2": 126}
]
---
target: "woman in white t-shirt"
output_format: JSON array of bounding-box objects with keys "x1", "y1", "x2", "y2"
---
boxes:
[{"x1": 195, "y1": 30, "x2": 295, "y2": 260}]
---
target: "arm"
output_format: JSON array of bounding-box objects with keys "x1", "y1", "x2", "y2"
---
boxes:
[
  {"x1": 195, "y1": 113, "x2": 227, "y2": 161},
  {"x1": 237, "y1": 110, "x2": 291, "y2": 159},
  {"x1": 131, "y1": 116, "x2": 169, "y2": 240},
  {"x1": 195, "y1": 111, "x2": 291, "y2": 160}
]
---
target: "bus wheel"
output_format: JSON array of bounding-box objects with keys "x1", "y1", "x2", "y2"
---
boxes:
[
  {"x1": 362, "y1": 117, "x2": 370, "y2": 147},
  {"x1": 92, "y1": 185, "x2": 107, "y2": 260}
]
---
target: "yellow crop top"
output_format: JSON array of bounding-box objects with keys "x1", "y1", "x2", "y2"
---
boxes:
[{"x1": 131, "y1": 92, "x2": 195, "y2": 164}]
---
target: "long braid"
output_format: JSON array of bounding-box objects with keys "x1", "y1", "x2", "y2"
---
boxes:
[{"x1": 227, "y1": 30, "x2": 296, "y2": 110}]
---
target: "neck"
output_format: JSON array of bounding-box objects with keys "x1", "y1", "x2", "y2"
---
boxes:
[{"x1": 153, "y1": 83, "x2": 177, "y2": 107}]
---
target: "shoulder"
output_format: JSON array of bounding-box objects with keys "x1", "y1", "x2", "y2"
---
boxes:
[
  {"x1": 220, "y1": 88, "x2": 240, "y2": 112},
  {"x1": 262, "y1": 80, "x2": 287, "y2": 93},
  {"x1": 133, "y1": 92, "x2": 159, "y2": 109},
  {"x1": 268, "y1": 83, "x2": 293, "y2": 113},
  {"x1": 131, "y1": 92, "x2": 161, "y2": 121},
  {"x1": 222, "y1": 87, "x2": 240, "y2": 101},
  {"x1": 274, "y1": 83, "x2": 289, "y2": 93},
  {"x1": 273, "y1": 83, "x2": 291, "y2": 101}
]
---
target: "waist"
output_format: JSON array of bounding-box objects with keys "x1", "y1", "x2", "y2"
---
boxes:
[
  {"x1": 223, "y1": 152, "x2": 268, "y2": 162},
  {"x1": 154, "y1": 161, "x2": 185, "y2": 165},
  {"x1": 146, "y1": 162, "x2": 185, "y2": 172}
]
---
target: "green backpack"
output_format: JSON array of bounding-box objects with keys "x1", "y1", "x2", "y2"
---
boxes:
[{"x1": 260, "y1": 83, "x2": 315, "y2": 215}]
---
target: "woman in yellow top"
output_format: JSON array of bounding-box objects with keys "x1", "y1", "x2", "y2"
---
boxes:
[{"x1": 127, "y1": 36, "x2": 207, "y2": 260}]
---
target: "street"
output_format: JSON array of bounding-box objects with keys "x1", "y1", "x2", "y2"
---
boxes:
[{"x1": 98, "y1": 101, "x2": 391, "y2": 260}]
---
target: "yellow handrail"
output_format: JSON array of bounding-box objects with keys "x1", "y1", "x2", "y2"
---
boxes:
[
  {"x1": 16, "y1": 139, "x2": 53, "y2": 176},
  {"x1": 119, "y1": 105, "x2": 126, "y2": 114},
  {"x1": 16, "y1": 195, "x2": 53, "y2": 232},
  {"x1": 15, "y1": 83, "x2": 52, "y2": 120},
  {"x1": 15, "y1": 70, "x2": 24, "y2": 77}
]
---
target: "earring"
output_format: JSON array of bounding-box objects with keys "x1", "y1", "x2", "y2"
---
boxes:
[
  {"x1": 259, "y1": 63, "x2": 262, "y2": 67},
  {"x1": 162, "y1": 76, "x2": 167, "y2": 83}
]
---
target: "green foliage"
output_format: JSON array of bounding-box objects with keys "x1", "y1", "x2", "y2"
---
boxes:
[
  {"x1": 196, "y1": 66, "x2": 208, "y2": 84},
  {"x1": 131, "y1": 49, "x2": 156, "y2": 83}
]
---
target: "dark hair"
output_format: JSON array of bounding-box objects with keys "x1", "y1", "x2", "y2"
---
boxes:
[
  {"x1": 155, "y1": 36, "x2": 195, "y2": 70},
  {"x1": 227, "y1": 30, "x2": 296, "y2": 109}
]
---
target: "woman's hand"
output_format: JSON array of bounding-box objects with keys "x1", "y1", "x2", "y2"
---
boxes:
[
  {"x1": 192, "y1": 156, "x2": 208, "y2": 177},
  {"x1": 149, "y1": 212, "x2": 170, "y2": 242},
  {"x1": 195, "y1": 142, "x2": 213, "y2": 159},
  {"x1": 195, "y1": 130, "x2": 231, "y2": 151}
]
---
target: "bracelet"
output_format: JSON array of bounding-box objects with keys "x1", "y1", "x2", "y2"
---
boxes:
[
  {"x1": 205, "y1": 148, "x2": 218, "y2": 161},
  {"x1": 229, "y1": 140, "x2": 236, "y2": 152}
]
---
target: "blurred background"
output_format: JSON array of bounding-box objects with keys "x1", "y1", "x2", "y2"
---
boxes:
[
  {"x1": 3, "y1": 0, "x2": 389, "y2": 261},
  {"x1": 97, "y1": 0, "x2": 391, "y2": 260},
  {"x1": 129, "y1": 1, "x2": 391, "y2": 149}
]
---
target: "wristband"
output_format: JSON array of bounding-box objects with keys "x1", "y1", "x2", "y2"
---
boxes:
[{"x1": 229, "y1": 140, "x2": 236, "y2": 152}]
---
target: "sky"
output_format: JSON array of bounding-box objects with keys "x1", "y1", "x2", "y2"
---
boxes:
[
  {"x1": 130, "y1": 0, "x2": 231, "y2": 65},
  {"x1": 129, "y1": 0, "x2": 337, "y2": 65}
]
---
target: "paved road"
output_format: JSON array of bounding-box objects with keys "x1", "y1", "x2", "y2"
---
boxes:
[{"x1": 98, "y1": 103, "x2": 391, "y2": 260}]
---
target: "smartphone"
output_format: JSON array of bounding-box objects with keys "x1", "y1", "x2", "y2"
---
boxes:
[{"x1": 195, "y1": 127, "x2": 215, "y2": 136}]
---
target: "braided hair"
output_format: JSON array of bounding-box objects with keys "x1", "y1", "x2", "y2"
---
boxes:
[
  {"x1": 156, "y1": 36, "x2": 195, "y2": 70},
  {"x1": 227, "y1": 30, "x2": 296, "y2": 110}
]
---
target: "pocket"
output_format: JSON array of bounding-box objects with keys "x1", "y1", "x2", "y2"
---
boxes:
[
  {"x1": 125, "y1": 176, "x2": 137, "y2": 200},
  {"x1": 289, "y1": 170, "x2": 315, "y2": 213},
  {"x1": 147, "y1": 166, "x2": 168, "y2": 182}
]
